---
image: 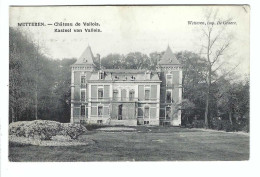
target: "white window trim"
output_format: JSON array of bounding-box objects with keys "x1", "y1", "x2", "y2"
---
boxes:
[
  {"x1": 144, "y1": 106, "x2": 150, "y2": 119},
  {"x1": 97, "y1": 86, "x2": 104, "y2": 100},
  {"x1": 144, "y1": 85, "x2": 151, "y2": 100},
  {"x1": 97, "y1": 104, "x2": 103, "y2": 117}
]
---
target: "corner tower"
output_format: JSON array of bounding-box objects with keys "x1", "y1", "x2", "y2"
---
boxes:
[
  {"x1": 157, "y1": 46, "x2": 182, "y2": 126},
  {"x1": 70, "y1": 46, "x2": 96, "y2": 123}
]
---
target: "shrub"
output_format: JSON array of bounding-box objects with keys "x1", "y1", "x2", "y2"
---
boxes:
[
  {"x1": 9, "y1": 120, "x2": 62, "y2": 140},
  {"x1": 32, "y1": 120, "x2": 62, "y2": 140},
  {"x1": 62, "y1": 123, "x2": 87, "y2": 140}
]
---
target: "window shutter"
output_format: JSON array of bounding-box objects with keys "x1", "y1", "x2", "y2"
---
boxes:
[
  {"x1": 150, "y1": 107, "x2": 157, "y2": 119},
  {"x1": 104, "y1": 85, "x2": 110, "y2": 98},
  {"x1": 151, "y1": 85, "x2": 157, "y2": 99},
  {"x1": 91, "y1": 85, "x2": 97, "y2": 98},
  {"x1": 138, "y1": 85, "x2": 144, "y2": 101},
  {"x1": 91, "y1": 106, "x2": 97, "y2": 116},
  {"x1": 73, "y1": 108, "x2": 80, "y2": 116},
  {"x1": 104, "y1": 107, "x2": 109, "y2": 115}
]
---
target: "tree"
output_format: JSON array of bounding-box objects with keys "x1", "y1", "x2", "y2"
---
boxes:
[
  {"x1": 198, "y1": 8, "x2": 235, "y2": 128},
  {"x1": 9, "y1": 27, "x2": 75, "y2": 123},
  {"x1": 177, "y1": 51, "x2": 208, "y2": 121}
]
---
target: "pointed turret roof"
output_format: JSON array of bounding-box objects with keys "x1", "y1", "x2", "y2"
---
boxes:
[
  {"x1": 158, "y1": 46, "x2": 180, "y2": 65},
  {"x1": 75, "y1": 45, "x2": 95, "y2": 65}
]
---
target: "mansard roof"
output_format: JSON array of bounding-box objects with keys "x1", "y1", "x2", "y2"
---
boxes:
[
  {"x1": 74, "y1": 45, "x2": 95, "y2": 65},
  {"x1": 158, "y1": 46, "x2": 180, "y2": 65}
]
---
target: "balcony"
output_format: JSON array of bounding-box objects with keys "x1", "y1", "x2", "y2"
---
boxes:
[
  {"x1": 88, "y1": 97, "x2": 139, "y2": 102},
  {"x1": 72, "y1": 97, "x2": 160, "y2": 103}
]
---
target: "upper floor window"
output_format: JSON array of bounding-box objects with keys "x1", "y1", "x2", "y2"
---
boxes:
[
  {"x1": 113, "y1": 90, "x2": 118, "y2": 100},
  {"x1": 166, "y1": 74, "x2": 172, "y2": 86},
  {"x1": 98, "y1": 88, "x2": 104, "y2": 99},
  {"x1": 145, "y1": 89, "x2": 150, "y2": 100},
  {"x1": 166, "y1": 89, "x2": 172, "y2": 103},
  {"x1": 81, "y1": 90, "x2": 86, "y2": 101},
  {"x1": 81, "y1": 76, "x2": 86, "y2": 84},
  {"x1": 129, "y1": 90, "x2": 135, "y2": 101}
]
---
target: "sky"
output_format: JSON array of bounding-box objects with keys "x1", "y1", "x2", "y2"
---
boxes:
[{"x1": 9, "y1": 6, "x2": 250, "y2": 75}]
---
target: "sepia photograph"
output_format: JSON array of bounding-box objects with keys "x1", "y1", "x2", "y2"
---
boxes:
[{"x1": 8, "y1": 5, "x2": 250, "y2": 162}]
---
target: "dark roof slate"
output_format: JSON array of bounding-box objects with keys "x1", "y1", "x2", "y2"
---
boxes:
[{"x1": 158, "y1": 46, "x2": 180, "y2": 65}]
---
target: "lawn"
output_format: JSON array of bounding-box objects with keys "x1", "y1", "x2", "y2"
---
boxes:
[{"x1": 9, "y1": 126, "x2": 249, "y2": 161}]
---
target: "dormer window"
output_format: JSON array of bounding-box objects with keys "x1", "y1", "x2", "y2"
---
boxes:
[
  {"x1": 130, "y1": 75, "x2": 135, "y2": 80},
  {"x1": 99, "y1": 71, "x2": 104, "y2": 80}
]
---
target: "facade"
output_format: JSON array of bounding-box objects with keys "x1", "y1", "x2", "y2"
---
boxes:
[{"x1": 70, "y1": 46, "x2": 182, "y2": 126}]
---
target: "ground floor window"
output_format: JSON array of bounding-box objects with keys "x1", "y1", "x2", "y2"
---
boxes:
[
  {"x1": 81, "y1": 105, "x2": 85, "y2": 116},
  {"x1": 138, "y1": 108, "x2": 143, "y2": 118},
  {"x1": 118, "y1": 104, "x2": 122, "y2": 120},
  {"x1": 144, "y1": 107, "x2": 149, "y2": 118},
  {"x1": 98, "y1": 106, "x2": 103, "y2": 117}
]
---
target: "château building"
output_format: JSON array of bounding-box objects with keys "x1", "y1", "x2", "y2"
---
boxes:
[{"x1": 70, "y1": 45, "x2": 182, "y2": 126}]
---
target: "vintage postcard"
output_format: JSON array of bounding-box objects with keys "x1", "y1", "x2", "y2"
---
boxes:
[{"x1": 8, "y1": 5, "x2": 249, "y2": 162}]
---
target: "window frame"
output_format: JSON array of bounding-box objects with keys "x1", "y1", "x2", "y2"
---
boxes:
[
  {"x1": 80, "y1": 105, "x2": 86, "y2": 117},
  {"x1": 144, "y1": 88, "x2": 150, "y2": 100},
  {"x1": 98, "y1": 105, "x2": 103, "y2": 117},
  {"x1": 81, "y1": 75, "x2": 86, "y2": 84},
  {"x1": 144, "y1": 106, "x2": 150, "y2": 119},
  {"x1": 166, "y1": 89, "x2": 172, "y2": 103},
  {"x1": 80, "y1": 89, "x2": 86, "y2": 101},
  {"x1": 113, "y1": 89, "x2": 118, "y2": 100},
  {"x1": 129, "y1": 90, "x2": 135, "y2": 101},
  {"x1": 98, "y1": 87, "x2": 104, "y2": 100}
]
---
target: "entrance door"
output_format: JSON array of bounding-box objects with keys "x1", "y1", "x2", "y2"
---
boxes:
[{"x1": 118, "y1": 104, "x2": 122, "y2": 120}]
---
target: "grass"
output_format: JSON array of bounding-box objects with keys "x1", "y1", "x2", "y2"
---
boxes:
[{"x1": 9, "y1": 126, "x2": 249, "y2": 161}]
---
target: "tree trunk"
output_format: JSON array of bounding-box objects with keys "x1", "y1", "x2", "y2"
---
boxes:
[
  {"x1": 229, "y1": 111, "x2": 233, "y2": 125},
  {"x1": 204, "y1": 66, "x2": 211, "y2": 129},
  {"x1": 35, "y1": 83, "x2": 38, "y2": 120},
  {"x1": 11, "y1": 107, "x2": 15, "y2": 123}
]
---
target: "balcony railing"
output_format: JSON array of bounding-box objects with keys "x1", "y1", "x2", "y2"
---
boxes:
[
  {"x1": 73, "y1": 97, "x2": 160, "y2": 102},
  {"x1": 89, "y1": 97, "x2": 139, "y2": 102}
]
